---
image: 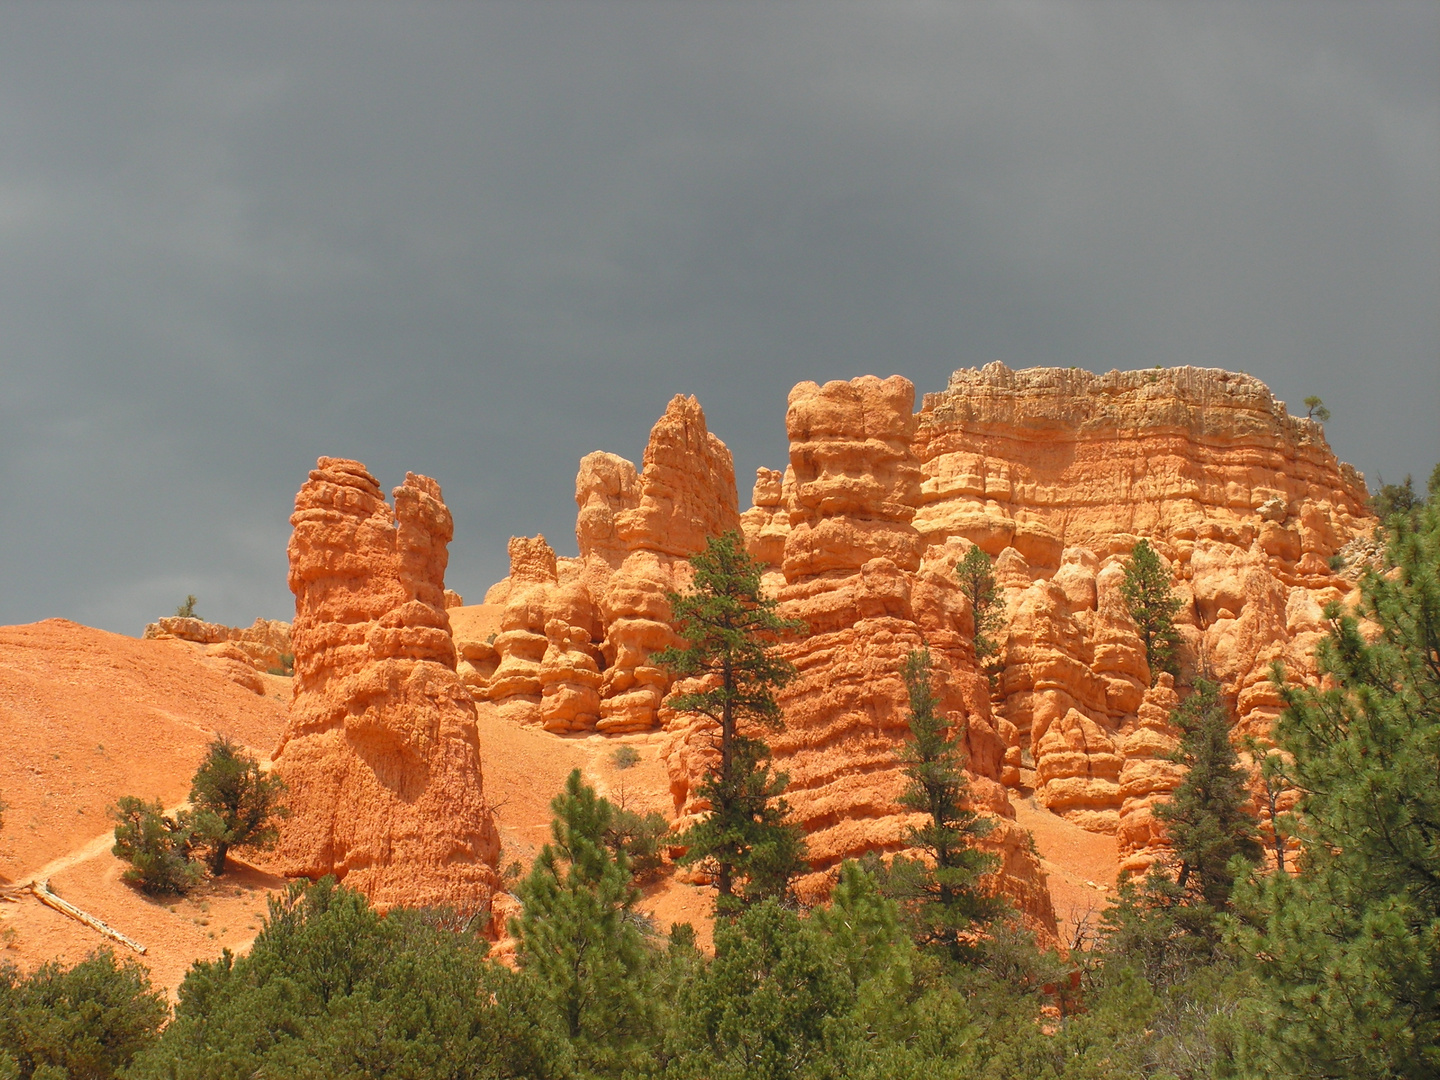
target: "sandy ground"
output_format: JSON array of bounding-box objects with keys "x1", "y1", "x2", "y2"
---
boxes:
[
  {"x1": 0, "y1": 619, "x2": 292, "y2": 994},
  {"x1": 1, "y1": 617, "x2": 1115, "y2": 994}
]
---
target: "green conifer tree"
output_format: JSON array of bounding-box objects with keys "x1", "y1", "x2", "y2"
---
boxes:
[
  {"x1": 882, "y1": 649, "x2": 1003, "y2": 960},
  {"x1": 513, "y1": 769, "x2": 656, "y2": 1075},
  {"x1": 111, "y1": 796, "x2": 201, "y2": 894},
  {"x1": 1155, "y1": 678, "x2": 1261, "y2": 909},
  {"x1": 956, "y1": 545, "x2": 1003, "y2": 672},
  {"x1": 1232, "y1": 497, "x2": 1440, "y2": 1079},
  {"x1": 1120, "y1": 539, "x2": 1184, "y2": 684},
  {"x1": 655, "y1": 530, "x2": 808, "y2": 913},
  {"x1": 185, "y1": 736, "x2": 288, "y2": 876}
]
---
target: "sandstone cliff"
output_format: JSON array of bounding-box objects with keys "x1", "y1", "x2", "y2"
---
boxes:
[
  {"x1": 472, "y1": 364, "x2": 1372, "y2": 917},
  {"x1": 272, "y1": 458, "x2": 501, "y2": 915},
  {"x1": 460, "y1": 394, "x2": 740, "y2": 735}
]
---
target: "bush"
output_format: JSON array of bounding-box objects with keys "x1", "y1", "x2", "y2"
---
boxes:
[
  {"x1": 174, "y1": 595, "x2": 197, "y2": 619},
  {"x1": 605, "y1": 804, "x2": 670, "y2": 882},
  {"x1": 0, "y1": 951, "x2": 167, "y2": 1079},
  {"x1": 129, "y1": 878, "x2": 560, "y2": 1080},
  {"x1": 110, "y1": 796, "x2": 201, "y2": 895},
  {"x1": 610, "y1": 744, "x2": 640, "y2": 770},
  {"x1": 186, "y1": 736, "x2": 287, "y2": 876}
]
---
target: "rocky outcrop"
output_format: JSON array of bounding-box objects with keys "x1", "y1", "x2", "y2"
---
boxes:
[
  {"x1": 143, "y1": 616, "x2": 292, "y2": 672},
  {"x1": 909, "y1": 364, "x2": 1371, "y2": 840},
  {"x1": 1116, "y1": 675, "x2": 1184, "y2": 877},
  {"x1": 272, "y1": 458, "x2": 501, "y2": 915},
  {"x1": 462, "y1": 395, "x2": 741, "y2": 735},
  {"x1": 473, "y1": 364, "x2": 1374, "y2": 911},
  {"x1": 660, "y1": 376, "x2": 1055, "y2": 934}
]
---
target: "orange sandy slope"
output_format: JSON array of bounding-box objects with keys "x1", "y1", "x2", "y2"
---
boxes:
[{"x1": 1, "y1": 618, "x2": 1114, "y2": 992}]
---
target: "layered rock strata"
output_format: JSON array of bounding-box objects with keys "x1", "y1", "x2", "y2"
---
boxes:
[
  {"x1": 909, "y1": 364, "x2": 1370, "y2": 836},
  {"x1": 143, "y1": 616, "x2": 292, "y2": 672},
  {"x1": 273, "y1": 458, "x2": 501, "y2": 914},
  {"x1": 476, "y1": 364, "x2": 1372, "y2": 911},
  {"x1": 462, "y1": 395, "x2": 740, "y2": 734},
  {"x1": 660, "y1": 376, "x2": 1055, "y2": 932}
]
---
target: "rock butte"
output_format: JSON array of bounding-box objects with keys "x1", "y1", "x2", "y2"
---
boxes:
[
  {"x1": 272, "y1": 366, "x2": 1369, "y2": 933},
  {"x1": 454, "y1": 365, "x2": 1371, "y2": 922},
  {"x1": 272, "y1": 459, "x2": 501, "y2": 915}
]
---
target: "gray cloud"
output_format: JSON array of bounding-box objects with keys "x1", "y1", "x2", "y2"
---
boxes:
[{"x1": 0, "y1": 1, "x2": 1435, "y2": 633}]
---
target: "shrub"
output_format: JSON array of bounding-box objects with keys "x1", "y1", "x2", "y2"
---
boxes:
[
  {"x1": 0, "y1": 951, "x2": 167, "y2": 1079},
  {"x1": 174, "y1": 595, "x2": 197, "y2": 619},
  {"x1": 110, "y1": 796, "x2": 201, "y2": 895},
  {"x1": 186, "y1": 736, "x2": 287, "y2": 876},
  {"x1": 611, "y1": 744, "x2": 640, "y2": 770}
]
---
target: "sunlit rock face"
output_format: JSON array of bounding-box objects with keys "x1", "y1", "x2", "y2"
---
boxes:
[
  {"x1": 274, "y1": 458, "x2": 501, "y2": 916},
  {"x1": 473, "y1": 364, "x2": 1373, "y2": 917},
  {"x1": 909, "y1": 363, "x2": 1371, "y2": 845},
  {"x1": 466, "y1": 395, "x2": 741, "y2": 735}
]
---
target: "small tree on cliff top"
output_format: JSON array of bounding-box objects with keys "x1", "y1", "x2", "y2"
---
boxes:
[
  {"x1": 655, "y1": 530, "x2": 809, "y2": 914},
  {"x1": 1121, "y1": 539, "x2": 1183, "y2": 684}
]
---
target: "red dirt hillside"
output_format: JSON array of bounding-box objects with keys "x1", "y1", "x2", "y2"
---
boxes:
[{"x1": 0, "y1": 619, "x2": 290, "y2": 992}]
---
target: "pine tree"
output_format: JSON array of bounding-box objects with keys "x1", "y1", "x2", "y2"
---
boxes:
[
  {"x1": 513, "y1": 769, "x2": 656, "y2": 1075},
  {"x1": 1120, "y1": 539, "x2": 1183, "y2": 684},
  {"x1": 656, "y1": 530, "x2": 808, "y2": 914},
  {"x1": 1155, "y1": 678, "x2": 1261, "y2": 909},
  {"x1": 111, "y1": 796, "x2": 201, "y2": 894},
  {"x1": 186, "y1": 736, "x2": 288, "y2": 876},
  {"x1": 882, "y1": 649, "x2": 1003, "y2": 960},
  {"x1": 1232, "y1": 497, "x2": 1440, "y2": 1079},
  {"x1": 955, "y1": 545, "x2": 1003, "y2": 670}
]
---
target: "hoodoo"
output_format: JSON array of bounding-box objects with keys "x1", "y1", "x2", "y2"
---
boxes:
[{"x1": 273, "y1": 458, "x2": 501, "y2": 914}]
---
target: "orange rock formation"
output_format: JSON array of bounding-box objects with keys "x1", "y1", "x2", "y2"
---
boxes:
[
  {"x1": 464, "y1": 395, "x2": 740, "y2": 734},
  {"x1": 475, "y1": 364, "x2": 1372, "y2": 916},
  {"x1": 143, "y1": 616, "x2": 292, "y2": 673},
  {"x1": 272, "y1": 458, "x2": 501, "y2": 914}
]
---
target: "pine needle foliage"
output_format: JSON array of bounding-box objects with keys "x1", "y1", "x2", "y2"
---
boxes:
[
  {"x1": 513, "y1": 770, "x2": 655, "y2": 1075},
  {"x1": 111, "y1": 796, "x2": 201, "y2": 895},
  {"x1": 186, "y1": 736, "x2": 288, "y2": 876},
  {"x1": 1232, "y1": 499, "x2": 1440, "y2": 1079},
  {"x1": 1120, "y1": 539, "x2": 1184, "y2": 684},
  {"x1": 655, "y1": 530, "x2": 808, "y2": 914},
  {"x1": 883, "y1": 649, "x2": 1003, "y2": 960},
  {"x1": 955, "y1": 545, "x2": 1003, "y2": 670},
  {"x1": 1155, "y1": 678, "x2": 1261, "y2": 909}
]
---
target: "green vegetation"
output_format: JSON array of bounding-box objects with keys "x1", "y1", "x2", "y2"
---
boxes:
[
  {"x1": 1370, "y1": 465, "x2": 1437, "y2": 522},
  {"x1": 873, "y1": 649, "x2": 1004, "y2": 960},
  {"x1": 655, "y1": 530, "x2": 808, "y2": 914},
  {"x1": 0, "y1": 950, "x2": 166, "y2": 1080},
  {"x1": 1155, "y1": 678, "x2": 1262, "y2": 910},
  {"x1": 265, "y1": 651, "x2": 294, "y2": 676},
  {"x1": 111, "y1": 738, "x2": 287, "y2": 891},
  {"x1": 110, "y1": 796, "x2": 202, "y2": 895},
  {"x1": 186, "y1": 736, "x2": 288, "y2": 876},
  {"x1": 513, "y1": 770, "x2": 656, "y2": 1076},
  {"x1": 955, "y1": 545, "x2": 1003, "y2": 668},
  {"x1": 1121, "y1": 539, "x2": 1183, "y2": 683},
  {"x1": 1231, "y1": 494, "x2": 1440, "y2": 1078},
  {"x1": 1302, "y1": 394, "x2": 1330, "y2": 423},
  {"x1": 130, "y1": 878, "x2": 556, "y2": 1079},
  {"x1": 174, "y1": 595, "x2": 198, "y2": 619},
  {"x1": 610, "y1": 744, "x2": 640, "y2": 770}
]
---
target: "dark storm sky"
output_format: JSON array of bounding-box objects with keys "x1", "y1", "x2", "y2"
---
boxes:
[{"x1": 1, "y1": 2, "x2": 1435, "y2": 634}]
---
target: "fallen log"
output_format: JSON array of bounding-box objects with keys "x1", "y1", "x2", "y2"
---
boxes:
[{"x1": 28, "y1": 879, "x2": 147, "y2": 955}]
